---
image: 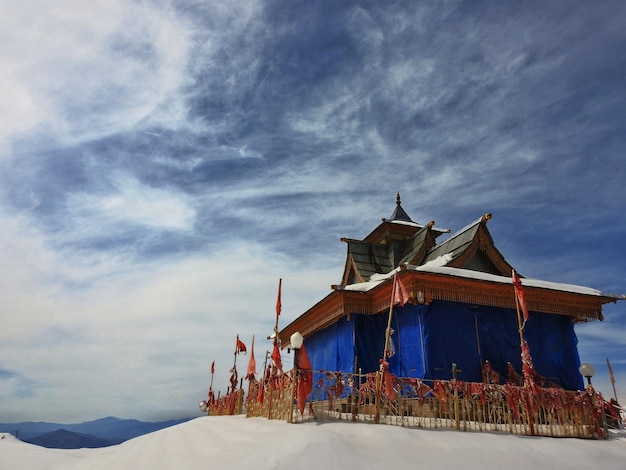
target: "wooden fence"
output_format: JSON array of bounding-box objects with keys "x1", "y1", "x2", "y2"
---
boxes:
[
  {"x1": 243, "y1": 369, "x2": 611, "y2": 439},
  {"x1": 205, "y1": 389, "x2": 244, "y2": 416}
]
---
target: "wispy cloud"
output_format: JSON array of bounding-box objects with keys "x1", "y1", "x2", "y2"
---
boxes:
[{"x1": 0, "y1": 0, "x2": 625, "y2": 421}]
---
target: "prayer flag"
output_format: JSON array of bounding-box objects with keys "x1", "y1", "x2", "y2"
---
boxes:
[
  {"x1": 276, "y1": 278, "x2": 282, "y2": 317},
  {"x1": 392, "y1": 272, "x2": 409, "y2": 307},
  {"x1": 512, "y1": 269, "x2": 529, "y2": 323},
  {"x1": 236, "y1": 335, "x2": 247, "y2": 354},
  {"x1": 296, "y1": 343, "x2": 313, "y2": 415},
  {"x1": 272, "y1": 342, "x2": 283, "y2": 374},
  {"x1": 246, "y1": 336, "x2": 256, "y2": 379},
  {"x1": 381, "y1": 359, "x2": 396, "y2": 401},
  {"x1": 607, "y1": 357, "x2": 616, "y2": 386}
]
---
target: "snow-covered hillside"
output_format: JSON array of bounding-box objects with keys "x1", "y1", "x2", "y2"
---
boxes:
[{"x1": 2, "y1": 416, "x2": 626, "y2": 470}]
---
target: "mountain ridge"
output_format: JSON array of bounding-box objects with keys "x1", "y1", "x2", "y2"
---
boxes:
[
  {"x1": 24, "y1": 429, "x2": 116, "y2": 448},
  {"x1": 0, "y1": 416, "x2": 194, "y2": 448}
]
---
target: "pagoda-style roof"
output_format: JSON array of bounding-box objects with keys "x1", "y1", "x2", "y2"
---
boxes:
[
  {"x1": 280, "y1": 195, "x2": 625, "y2": 345},
  {"x1": 340, "y1": 195, "x2": 509, "y2": 286}
]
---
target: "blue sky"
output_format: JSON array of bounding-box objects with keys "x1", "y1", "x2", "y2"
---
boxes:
[{"x1": 1, "y1": 0, "x2": 625, "y2": 423}]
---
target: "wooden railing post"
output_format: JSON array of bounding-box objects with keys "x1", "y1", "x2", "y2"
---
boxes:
[
  {"x1": 452, "y1": 363, "x2": 460, "y2": 430},
  {"x1": 288, "y1": 369, "x2": 296, "y2": 423}
]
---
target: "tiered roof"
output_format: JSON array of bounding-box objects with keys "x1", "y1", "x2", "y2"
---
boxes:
[
  {"x1": 280, "y1": 194, "x2": 624, "y2": 344},
  {"x1": 340, "y1": 193, "x2": 511, "y2": 285}
]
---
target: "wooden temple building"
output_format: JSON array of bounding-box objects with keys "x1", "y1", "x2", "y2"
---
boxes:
[{"x1": 280, "y1": 194, "x2": 623, "y2": 391}]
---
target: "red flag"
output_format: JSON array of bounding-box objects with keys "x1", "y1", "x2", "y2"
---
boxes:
[
  {"x1": 246, "y1": 336, "x2": 256, "y2": 379},
  {"x1": 512, "y1": 269, "x2": 529, "y2": 323},
  {"x1": 258, "y1": 365, "x2": 271, "y2": 403},
  {"x1": 392, "y1": 272, "x2": 409, "y2": 307},
  {"x1": 607, "y1": 357, "x2": 616, "y2": 386},
  {"x1": 236, "y1": 335, "x2": 247, "y2": 354},
  {"x1": 296, "y1": 343, "x2": 313, "y2": 415},
  {"x1": 211, "y1": 360, "x2": 215, "y2": 375},
  {"x1": 276, "y1": 278, "x2": 282, "y2": 317},
  {"x1": 271, "y1": 341, "x2": 283, "y2": 374},
  {"x1": 257, "y1": 380, "x2": 265, "y2": 404},
  {"x1": 381, "y1": 359, "x2": 396, "y2": 400}
]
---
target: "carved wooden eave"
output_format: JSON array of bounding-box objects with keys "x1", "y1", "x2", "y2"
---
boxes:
[
  {"x1": 280, "y1": 269, "x2": 619, "y2": 345},
  {"x1": 339, "y1": 238, "x2": 366, "y2": 286},
  {"x1": 280, "y1": 288, "x2": 372, "y2": 345}
]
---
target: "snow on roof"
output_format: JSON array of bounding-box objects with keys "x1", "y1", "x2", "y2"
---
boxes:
[
  {"x1": 385, "y1": 219, "x2": 422, "y2": 228},
  {"x1": 414, "y1": 265, "x2": 621, "y2": 298},
  {"x1": 344, "y1": 257, "x2": 624, "y2": 299},
  {"x1": 386, "y1": 218, "x2": 450, "y2": 233}
]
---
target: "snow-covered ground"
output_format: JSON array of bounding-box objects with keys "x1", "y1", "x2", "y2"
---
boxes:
[{"x1": 2, "y1": 416, "x2": 626, "y2": 470}]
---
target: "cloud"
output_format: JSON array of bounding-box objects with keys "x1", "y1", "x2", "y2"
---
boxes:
[
  {"x1": 0, "y1": 0, "x2": 194, "y2": 154},
  {"x1": 0, "y1": 368, "x2": 37, "y2": 400},
  {"x1": 0, "y1": 1, "x2": 625, "y2": 421},
  {"x1": 65, "y1": 173, "x2": 197, "y2": 233}
]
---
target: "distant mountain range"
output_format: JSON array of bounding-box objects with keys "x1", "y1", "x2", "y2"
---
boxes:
[
  {"x1": 0, "y1": 416, "x2": 193, "y2": 449},
  {"x1": 24, "y1": 429, "x2": 115, "y2": 448}
]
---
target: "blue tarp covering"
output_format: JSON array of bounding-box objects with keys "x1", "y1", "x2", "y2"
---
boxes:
[
  {"x1": 304, "y1": 299, "x2": 584, "y2": 391},
  {"x1": 306, "y1": 317, "x2": 354, "y2": 372}
]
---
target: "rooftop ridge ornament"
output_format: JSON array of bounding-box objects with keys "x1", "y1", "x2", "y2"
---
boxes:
[{"x1": 386, "y1": 191, "x2": 413, "y2": 223}]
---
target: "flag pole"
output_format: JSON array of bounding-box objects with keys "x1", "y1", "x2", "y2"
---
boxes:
[
  {"x1": 233, "y1": 335, "x2": 239, "y2": 372},
  {"x1": 376, "y1": 271, "x2": 406, "y2": 423},
  {"x1": 375, "y1": 290, "x2": 395, "y2": 423},
  {"x1": 274, "y1": 278, "x2": 282, "y2": 336},
  {"x1": 270, "y1": 278, "x2": 284, "y2": 374},
  {"x1": 513, "y1": 270, "x2": 535, "y2": 436},
  {"x1": 207, "y1": 361, "x2": 216, "y2": 410},
  {"x1": 514, "y1": 285, "x2": 524, "y2": 344}
]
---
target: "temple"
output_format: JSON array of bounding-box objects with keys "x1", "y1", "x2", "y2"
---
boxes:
[{"x1": 280, "y1": 193, "x2": 622, "y2": 390}]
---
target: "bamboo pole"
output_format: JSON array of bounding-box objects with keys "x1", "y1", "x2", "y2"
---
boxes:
[
  {"x1": 288, "y1": 369, "x2": 296, "y2": 423},
  {"x1": 452, "y1": 362, "x2": 460, "y2": 430},
  {"x1": 514, "y1": 285, "x2": 535, "y2": 436},
  {"x1": 375, "y1": 294, "x2": 395, "y2": 423}
]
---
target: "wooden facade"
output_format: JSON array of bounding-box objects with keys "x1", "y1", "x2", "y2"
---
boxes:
[{"x1": 281, "y1": 269, "x2": 616, "y2": 344}]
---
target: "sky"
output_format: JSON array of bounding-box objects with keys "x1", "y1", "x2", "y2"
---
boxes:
[
  {"x1": 2, "y1": 416, "x2": 626, "y2": 470},
  {"x1": 1, "y1": 0, "x2": 625, "y2": 423}
]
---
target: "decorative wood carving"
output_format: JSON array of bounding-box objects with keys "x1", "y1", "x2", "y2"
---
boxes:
[{"x1": 280, "y1": 270, "x2": 613, "y2": 343}]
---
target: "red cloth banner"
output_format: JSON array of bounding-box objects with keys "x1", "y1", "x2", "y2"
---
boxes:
[
  {"x1": 236, "y1": 335, "x2": 247, "y2": 354},
  {"x1": 392, "y1": 272, "x2": 409, "y2": 307},
  {"x1": 381, "y1": 359, "x2": 397, "y2": 400},
  {"x1": 607, "y1": 357, "x2": 616, "y2": 386},
  {"x1": 276, "y1": 278, "x2": 282, "y2": 317},
  {"x1": 246, "y1": 336, "x2": 256, "y2": 379},
  {"x1": 512, "y1": 269, "x2": 529, "y2": 323},
  {"x1": 296, "y1": 343, "x2": 313, "y2": 414},
  {"x1": 272, "y1": 342, "x2": 283, "y2": 373}
]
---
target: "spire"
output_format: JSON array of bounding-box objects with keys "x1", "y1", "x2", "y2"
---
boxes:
[{"x1": 388, "y1": 192, "x2": 413, "y2": 222}]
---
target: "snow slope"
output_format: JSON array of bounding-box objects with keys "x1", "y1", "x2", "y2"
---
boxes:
[{"x1": 2, "y1": 416, "x2": 626, "y2": 470}]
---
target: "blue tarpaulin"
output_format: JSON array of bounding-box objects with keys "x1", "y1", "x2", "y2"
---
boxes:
[{"x1": 304, "y1": 299, "x2": 584, "y2": 390}]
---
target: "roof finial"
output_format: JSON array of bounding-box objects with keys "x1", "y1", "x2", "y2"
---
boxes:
[{"x1": 396, "y1": 192, "x2": 401, "y2": 206}]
